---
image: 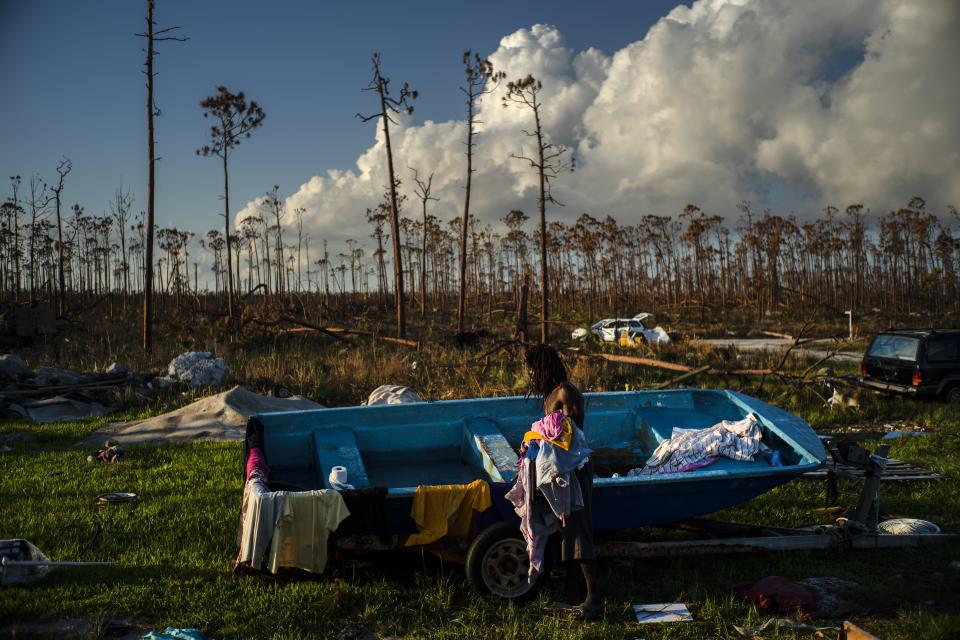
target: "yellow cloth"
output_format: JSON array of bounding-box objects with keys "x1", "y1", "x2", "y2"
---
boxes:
[
  {"x1": 522, "y1": 415, "x2": 574, "y2": 451},
  {"x1": 405, "y1": 479, "x2": 492, "y2": 546},
  {"x1": 267, "y1": 489, "x2": 350, "y2": 574}
]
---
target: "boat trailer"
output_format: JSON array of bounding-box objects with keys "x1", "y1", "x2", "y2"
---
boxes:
[{"x1": 594, "y1": 444, "x2": 954, "y2": 558}]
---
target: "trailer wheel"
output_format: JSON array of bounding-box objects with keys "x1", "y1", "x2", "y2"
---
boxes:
[{"x1": 466, "y1": 522, "x2": 543, "y2": 602}]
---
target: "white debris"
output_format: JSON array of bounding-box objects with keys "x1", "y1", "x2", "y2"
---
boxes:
[
  {"x1": 166, "y1": 351, "x2": 227, "y2": 387},
  {"x1": 642, "y1": 326, "x2": 671, "y2": 344},
  {"x1": 365, "y1": 385, "x2": 423, "y2": 406},
  {"x1": 105, "y1": 362, "x2": 126, "y2": 375},
  {"x1": 0, "y1": 354, "x2": 33, "y2": 381},
  {"x1": 150, "y1": 376, "x2": 175, "y2": 390}
]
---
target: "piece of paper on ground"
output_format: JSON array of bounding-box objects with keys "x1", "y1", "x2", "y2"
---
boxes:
[{"x1": 633, "y1": 603, "x2": 693, "y2": 623}]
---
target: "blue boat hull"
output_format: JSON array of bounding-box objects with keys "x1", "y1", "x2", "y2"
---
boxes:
[{"x1": 256, "y1": 389, "x2": 826, "y2": 537}]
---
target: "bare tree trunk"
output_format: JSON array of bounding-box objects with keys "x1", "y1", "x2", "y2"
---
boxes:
[
  {"x1": 457, "y1": 104, "x2": 474, "y2": 335},
  {"x1": 143, "y1": 0, "x2": 155, "y2": 351},
  {"x1": 377, "y1": 88, "x2": 405, "y2": 339},
  {"x1": 223, "y1": 152, "x2": 234, "y2": 317},
  {"x1": 535, "y1": 114, "x2": 548, "y2": 344}
]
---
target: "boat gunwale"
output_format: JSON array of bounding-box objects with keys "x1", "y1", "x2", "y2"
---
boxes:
[{"x1": 255, "y1": 388, "x2": 824, "y2": 496}]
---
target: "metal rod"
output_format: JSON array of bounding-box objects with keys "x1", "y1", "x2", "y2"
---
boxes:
[
  {"x1": 595, "y1": 532, "x2": 956, "y2": 558},
  {"x1": 1, "y1": 558, "x2": 113, "y2": 567}
]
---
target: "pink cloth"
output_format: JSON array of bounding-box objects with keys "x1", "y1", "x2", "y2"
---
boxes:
[
  {"x1": 674, "y1": 455, "x2": 720, "y2": 474},
  {"x1": 246, "y1": 447, "x2": 270, "y2": 480},
  {"x1": 531, "y1": 411, "x2": 565, "y2": 440}
]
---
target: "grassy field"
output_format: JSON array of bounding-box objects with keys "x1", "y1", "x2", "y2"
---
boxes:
[{"x1": 2, "y1": 340, "x2": 960, "y2": 639}]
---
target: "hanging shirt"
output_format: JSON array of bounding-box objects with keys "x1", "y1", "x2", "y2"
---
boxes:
[
  {"x1": 267, "y1": 489, "x2": 350, "y2": 574},
  {"x1": 405, "y1": 479, "x2": 492, "y2": 546},
  {"x1": 236, "y1": 469, "x2": 285, "y2": 571}
]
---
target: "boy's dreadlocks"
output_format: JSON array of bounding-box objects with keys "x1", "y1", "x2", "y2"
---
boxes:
[{"x1": 525, "y1": 343, "x2": 568, "y2": 398}]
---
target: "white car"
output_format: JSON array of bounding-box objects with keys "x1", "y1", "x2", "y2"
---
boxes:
[{"x1": 572, "y1": 313, "x2": 670, "y2": 344}]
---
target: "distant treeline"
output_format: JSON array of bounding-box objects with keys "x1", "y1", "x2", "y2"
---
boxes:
[{"x1": 1, "y1": 179, "x2": 957, "y2": 322}]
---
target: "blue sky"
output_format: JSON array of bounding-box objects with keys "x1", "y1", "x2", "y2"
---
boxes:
[{"x1": 0, "y1": 0, "x2": 684, "y2": 230}]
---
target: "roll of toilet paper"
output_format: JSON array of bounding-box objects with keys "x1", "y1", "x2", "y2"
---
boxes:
[{"x1": 328, "y1": 466, "x2": 353, "y2": 490}]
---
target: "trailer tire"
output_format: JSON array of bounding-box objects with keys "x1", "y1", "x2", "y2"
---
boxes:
[{"x1": 465, "y1": 522, "x2": 544, "y2": 602}]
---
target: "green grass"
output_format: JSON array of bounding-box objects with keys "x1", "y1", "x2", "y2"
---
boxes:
[{"x1": 2, "y1": 388, "x2": 960, "y2": 638}]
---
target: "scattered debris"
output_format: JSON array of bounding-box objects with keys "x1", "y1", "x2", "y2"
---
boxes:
[
  {"x1": 733, "y1": 576, "x2": 815, "y2": 617},
  {"x1": 0, "y1": 354, "x2": 33, "y2": 381},
  {"x1": 798, "y1": 577, "x2": 860, "y2": 617},
  {"x1": 334, "y1": 625, "x2": 376, "y2": 640},
  {"x1": 106, "y1": 362, "x2": 126, "y2": 375},
  {"x1": 365, "y1": 385, "x2": 423, "y2": 406},
  {"x1": 633, "y1": 602, "x2": 693, "y2": 623},
  {"x1": 9, "y1": 392, "x2": 111, "y2": 424},
  {"x1": 732, "y1": 618, "x2": 838, "y2": 638},
  {"x1": 0, "y1": 539, "x2": 49, "y2": 585},
  {"x1": 34, "y1": 366, "x2": 91, "y2": 387},
  {"x1": 843, "y1": 620, "x2": 882, "y2": 640},
  {"x1": 167, "y1": 352, "x2": 228, "y2": 387},
  {"x1": 142, "y1": 627, "x2": 213, "y2": 640},
  {"x1": 0, "y1": 538, "x2": 111, "y2": 586},
  {"x1": 877, "y1": 518, "x2": 940, "y2": 535},
  {"x1": 95, "y1": 492, "x2": 138, "y2": 506},
  {"x1": 87, "y1": 440, "x2": 127, "y2": 464},
  {"x1": 150, "y1": 376, "x2": 176, "y2": 390},
  {"x1": 828, "y1": 388, "x2": 860, "y2": 409},
  {"x1": 880, "y1": 430, "x2": 932, "y2": 440},
  {"x1": 77, "y1": 385, "x2": 322, "y2": 447}
]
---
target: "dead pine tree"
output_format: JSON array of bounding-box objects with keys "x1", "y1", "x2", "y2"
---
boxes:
[
  {"x1": 356, "y1": 53, "x2": 417, "y2": 339},
  {"x1": 457, "y1": 51, "x2": 504, "y2": 336},
  {"x1": 137, "y1": 0, "x2": 186, "y2": 351},
  {"x1": 2, "y1": 176, "x2": 23, "y2": 300},
  {"x1": 110, "y1": 184, "x2": 134, "y2": 308},
  {"x1": 197, "y1": 86, "x2": 266, "y2": 319},
  {"x1": 502, "y1": 75, "x2": 572, "y2": 344},
  {"x1": 49, "y1": 158, "x2": 71, "y2": 316},
  {"x1": 409, "y1": 166, "x2": 437, "y2": 319}
]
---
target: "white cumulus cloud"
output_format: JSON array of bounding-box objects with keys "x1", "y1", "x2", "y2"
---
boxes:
[{"x1": 237, "y1": 0, "x2": 960, "y2": 257}]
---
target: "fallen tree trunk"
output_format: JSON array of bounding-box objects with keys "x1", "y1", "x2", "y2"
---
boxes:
[
  {"x1": 653, "y1": 365, "x2": 711, "y2": 389},
  {"x1": 568, "y1": 349, "x2": 773, "y2": 377},
  {"x1": 296, "y1": 322, "x2": 420, "y2": 349}
]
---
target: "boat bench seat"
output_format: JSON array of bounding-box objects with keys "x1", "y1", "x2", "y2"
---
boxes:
[
  {"x1": 462, "y1": 417, "x2": 517, "y2": 483},
  {"x1": 313, "y1": 428, "x2": 371, "y2": 488}
]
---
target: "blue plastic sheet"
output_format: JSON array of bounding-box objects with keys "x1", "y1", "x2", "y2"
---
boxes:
[{"x1": 141, "y1": 628, "x2": 211, "y2": 640}]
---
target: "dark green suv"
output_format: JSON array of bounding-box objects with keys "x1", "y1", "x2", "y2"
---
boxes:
[{"x1": 860, "y1": 330, "x2": 960, "y2": 403}]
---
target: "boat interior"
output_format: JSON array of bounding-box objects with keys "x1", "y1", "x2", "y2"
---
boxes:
[{"x1": 260, "y1": 389, "x2": 808, "y2": 493}]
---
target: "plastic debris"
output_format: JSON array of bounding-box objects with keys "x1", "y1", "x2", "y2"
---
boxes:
[
  {"x1": 141, "y1": 627, "x2": 212, "y2": 640},
  {"x1": 167, "y1": 352, "x2": 228, "y2": 387},
  {"x1": 9, "y1": 393, "x2": 110, "y2": 424},
  {"x1": 34, "y1": 366, "x2": 90, "y2": 387},
  {"x1": 633, "y1": 603, "x2": 693, "y2": 623},
  {"x1": 878, "y1": 518, "x2": 940, "y2": 535},
  {"x1": 105, "y1": 362, "x2": 126, "y2": 375},
  {"x1": 365, "y1": 385, "x2": 423, "y2": 406},
  {"x1": 0, "y1": 354, "x2": 33, "y2": 382}
]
